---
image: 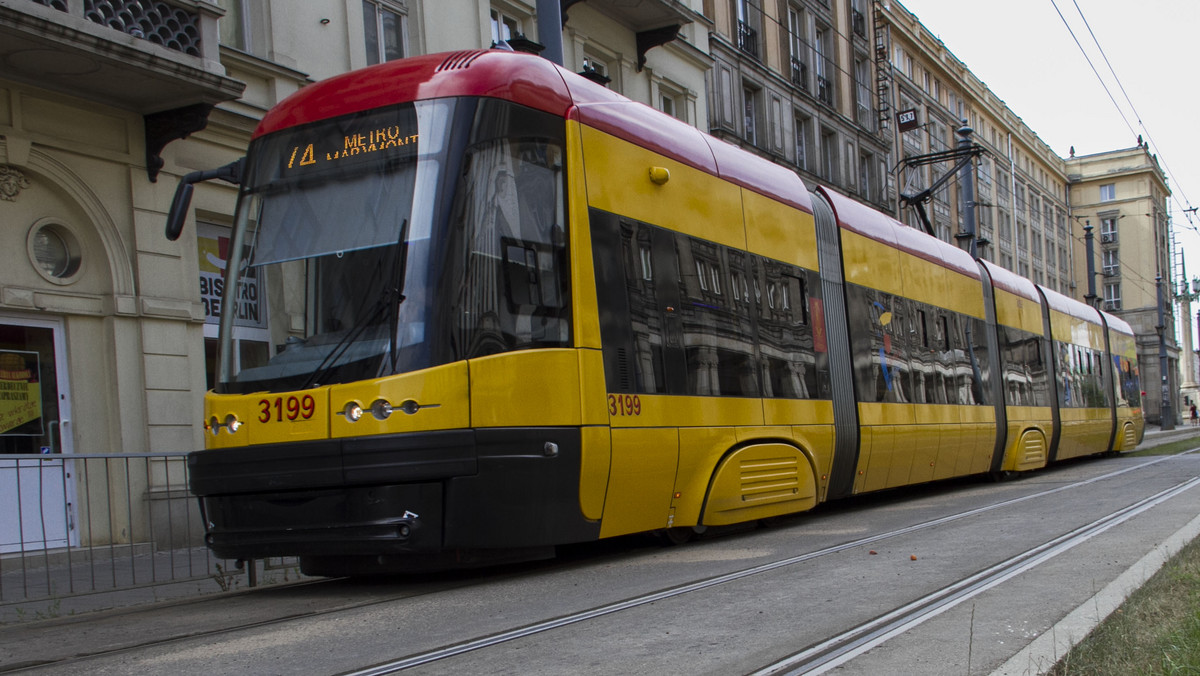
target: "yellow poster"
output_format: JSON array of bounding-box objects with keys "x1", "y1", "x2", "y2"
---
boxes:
[{"x1": 0, "y1": 350, "x2": 42, "y2": 436}]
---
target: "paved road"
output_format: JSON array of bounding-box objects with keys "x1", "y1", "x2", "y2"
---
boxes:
[{"x1": 4, "y1": 440, "x2": 1199, "y2": 675}]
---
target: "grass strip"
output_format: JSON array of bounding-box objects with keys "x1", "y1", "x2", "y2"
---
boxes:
[{"x1": 1049, "y1": 433, "x2": 1200, "y2": 674}]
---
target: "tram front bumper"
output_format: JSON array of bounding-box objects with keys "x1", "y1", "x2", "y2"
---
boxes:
[{"x1": 188, "y1": 427, "x2": 599, "y2": 560}]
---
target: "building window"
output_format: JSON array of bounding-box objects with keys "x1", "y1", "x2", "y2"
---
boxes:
[
  {"x1": 820, "y1": 128, "x2": 838, "y2": 184},
  {"x1": 851, "y1": 0, "x2": 867, "y2": 37},
  {"x1": 794, "y1": 111, "x2": 810, "y2": 171},
  {"x1": 364, "y1": 0, "x2": 406, "y2": 65},
  {"x1": 1099, "y1": 183, "x2": 1116, "y2": 202},
  {"x1": 814, "y1": 24, "x2": 833, "y2": 105},
  {"x1": 855, "y1": 57, "x2": 872, "y2": 129},
  {"x1": 735, "y1": 0, "x2": 760, "y2": 58},
  {"x1": 787, "y1": 5, "x2": 808, "y2": 91},
  {"x1": 858, "y1": 150, "x2": 874, "y2": 202},
  {"x1": 1103, "y1": 249, "x2": 1119, "y2": 277},
  {"x1": 490, "y1": 7, "x2": 522, "y2": 44},
  {"x1": 744, "y1": 85, "x2": 760, "y2": 146},
  {"x1": 1103, "y1": 282, "x2": 1121, "y2": 311},
  {"x1": 657, "y1": 80, "x2": 687, "y2": 122},
  {"x1": 217, "y1": 0, "x2": 251, "y2": 52},
  {"x1": 1100, "y1": 216, "x2": 1118, "y2": 243}
]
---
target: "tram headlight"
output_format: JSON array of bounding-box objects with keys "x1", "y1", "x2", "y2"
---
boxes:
[
  {"x1": 224, "y1": 414, "x2": 241, "y2": 433},
  {"x1": 208, "y1": 416, "x2": 220, "y2": 436},
  {"x1": 371, "y1": 399, "x2": 393, "y2": 420},
  {"x1": 344, "y1": 401, "x2": 364, "y2": 422}
]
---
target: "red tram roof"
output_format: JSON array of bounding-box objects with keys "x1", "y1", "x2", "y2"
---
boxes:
[
  {"x1": 1101, "y1": 310, "x2": 1135, "y2": 337},
  {"x1": 255, "y1": 50, "x2": 811, "y2": 214},
  {"x1": 1039, "y1": 284, "x2": 1104, "y2": 326},
  {"x1": 979, "y1": 259, "x2": 1041, "y2": 303},
  {"x1": 817, "y1": 187, "x2": 981, "y2": 280}
]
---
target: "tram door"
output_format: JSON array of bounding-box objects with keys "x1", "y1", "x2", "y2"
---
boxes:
[{"x1": 0, "y1": 316, "x2": 76, "y2": 553}]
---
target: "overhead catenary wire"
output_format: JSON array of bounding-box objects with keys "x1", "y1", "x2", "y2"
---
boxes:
[{"x1": 1052, "y1": 0, "x2": 1197, "y2": 226}]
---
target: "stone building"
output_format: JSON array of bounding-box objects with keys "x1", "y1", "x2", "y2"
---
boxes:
[
  {"x1": 1067, "y1": 146, "x2": 1179, "y2": 424},
  {"x1": 703, "y1": 0, "x2": 892, "y2": 212}
]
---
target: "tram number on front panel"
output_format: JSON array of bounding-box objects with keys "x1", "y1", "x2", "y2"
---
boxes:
[
  {"x1": 608, "y1": 394, "x2": 642, "y2": 417},
  {"x1": 258, "y1": 395, "x2": 316, "y2": 423}
]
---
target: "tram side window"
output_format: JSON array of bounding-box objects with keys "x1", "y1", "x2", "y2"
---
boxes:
[
  {"x1": 998, "y1": 326, "x2": 1049, "y2": 407},
  {"x1": 1055, "y1": 341, "x2": 1109, "y2": 408},
  {"x1": 449, "y1": 101, "x2": 568, "y2": 358},
  {"x1": 590, "y1": 211, "x2": 828, "y2": 400},
  {"x1": 846, "y1": 284, "x2": 911, "y2": 404},
  {"x1": 908, "y1": 301, "x2": 943, "y2": 405},
  {"x1": 622, "y1": 219, "x2": 670, "y2": 393},
  {"x1": 1115, "y1": 356, "x2": 1141, "y2": 408},
  {"x1": 676, "y1": 234, "x2": 759, "y2": 397},
  {"x1": 958, "y1": 315, "x2": 991, "y2": 406},
  {"x1": 756, "y1": 257, "x2": 826, "y2": 399}
]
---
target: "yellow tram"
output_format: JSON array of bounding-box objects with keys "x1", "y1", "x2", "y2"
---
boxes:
[{"x1": 173, "y1": 50, "x2": 1142, "y2": 574}]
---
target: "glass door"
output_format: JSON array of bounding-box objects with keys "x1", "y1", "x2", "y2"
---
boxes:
[{"x1": 0, "y1": 315, "x2": 75, "y2": 553}]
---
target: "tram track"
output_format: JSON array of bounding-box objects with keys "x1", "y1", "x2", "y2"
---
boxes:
[
  {"x1": 5, "y1": 453, "x2": 1194, "y2": 674},
  {"x1": 340, "y1": 454, "x2": 1197, "y2": 675},
  {"x1": 750, "y1": 475, "x2": 1200, "y2": 675}
]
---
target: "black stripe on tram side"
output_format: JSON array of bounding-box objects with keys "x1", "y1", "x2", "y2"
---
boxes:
[
  {"x1": 811, "y1": 191, "x2": 860, "y2": 500},
  {"x1": 1034, "y1": 285, "x2": 1064, "y2": 463},
  {"x1": 1097, "y1": 313, "x2": 1120, "y2": 452},
  {"x1": 977, "y1": 262, "x2": 1009, "y2": 474}
]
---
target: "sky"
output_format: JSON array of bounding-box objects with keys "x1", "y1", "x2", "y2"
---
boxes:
[{"x1": 895, "y1": 0, "x2": 1200, "y2": 340}]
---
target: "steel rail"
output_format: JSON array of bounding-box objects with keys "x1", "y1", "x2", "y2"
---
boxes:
[
  {"x1": 339, "y1": 455, "x2": 1194, "y2": 675},
  {"x1": 750, "y1": 476, "x2": 1200, "y2": 675}
]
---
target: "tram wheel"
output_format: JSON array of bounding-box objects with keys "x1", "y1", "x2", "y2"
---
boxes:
[{"x1": 658, "y1": 527, "x2": 695, "y2": 546}]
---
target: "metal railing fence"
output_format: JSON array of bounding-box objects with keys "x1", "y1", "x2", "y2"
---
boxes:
[{"x1": 1, "y1": 452, "x2": 298, "y2": 618}]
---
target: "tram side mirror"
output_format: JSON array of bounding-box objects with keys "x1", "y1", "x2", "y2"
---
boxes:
[
  {"x1": 165, "y1": 182, "x2": 194, "y2": 241},
  {"x1": 163, "y1": 157, "x2": 245, "y2": 241}
]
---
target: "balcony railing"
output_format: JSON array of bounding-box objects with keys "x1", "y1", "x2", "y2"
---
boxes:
[
  {"x1": 817, "y1": 75, "x2": 833, "y2": 105},
  {"x1": 29, "y1": 0, "x2": 207, "y2": 57},
  {"x1": 737, "y1": 20, "x2": 758, "y2": 58},
  {"x1": 791, "y1": 57, "x2": 808, "y2": 91}
]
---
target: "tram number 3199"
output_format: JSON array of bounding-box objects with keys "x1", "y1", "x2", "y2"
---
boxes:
[
  {"x1": 258, "y1": 395, "x2": 316, "y2": 423},
  {"x1": 608, "y1": 393, "x2": 642, "y2": 417}
]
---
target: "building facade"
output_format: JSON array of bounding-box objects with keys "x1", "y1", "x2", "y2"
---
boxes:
[
  {"x1": 703, "y1": 0, "x2": 892, "y2": 212},
  {"x1": 879, "y1": 1, "x2": 1074, "y2": 296},
  {"x1": 1067, "y1": 146, "x2": 1179, "y2": 424}
]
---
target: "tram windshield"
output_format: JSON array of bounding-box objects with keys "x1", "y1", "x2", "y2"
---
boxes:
[{"x1": 215, "y1": 97, "x2": 570, "y2": 394}]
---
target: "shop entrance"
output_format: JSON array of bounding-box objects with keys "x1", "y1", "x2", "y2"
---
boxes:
[{"x1": 0, "y1": 316, "x2": 76, "y2": 553}]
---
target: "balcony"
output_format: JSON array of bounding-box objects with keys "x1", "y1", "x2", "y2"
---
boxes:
[
  {"x1": 578, "y1": 0, "x2": 698, "y2": 70},
  {"x1": 1, "y1": 0, "x2": 243, "y2": 115},
  {"x1": 817, "y1": 75, "x2": 833, "y2": 106},
  {"x1": 852, "y1": 10, "x2": 866, "y2": 37},
  {"x1": 737, "y1": 20, "x2": 758, "y2": 58},
  {"x1": 790, "y1": 57, "x2": 808, "y2": 91}
]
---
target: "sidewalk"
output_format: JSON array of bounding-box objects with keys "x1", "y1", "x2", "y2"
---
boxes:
[{"x1": 1139, "y1": 421, "x2": 1200, "y2": 448}]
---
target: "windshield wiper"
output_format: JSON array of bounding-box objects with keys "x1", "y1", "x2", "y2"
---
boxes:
[{"x1": 299, "y1": 218, "x2": 409, "y2": 390}]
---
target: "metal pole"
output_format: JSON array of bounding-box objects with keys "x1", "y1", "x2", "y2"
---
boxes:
[
  {"x1": 536, "y1": 0, "x2": 564, "y2": 66},
  {"x1": 1157, "y1": 275, "x2": 1175, "y2": 429},
  {"x1": 956, "y1": 121, "x2": 977, "y2": 257},
  {"x1": 1083, "y1": 221, "x2": 1097, "y2": 307}
]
